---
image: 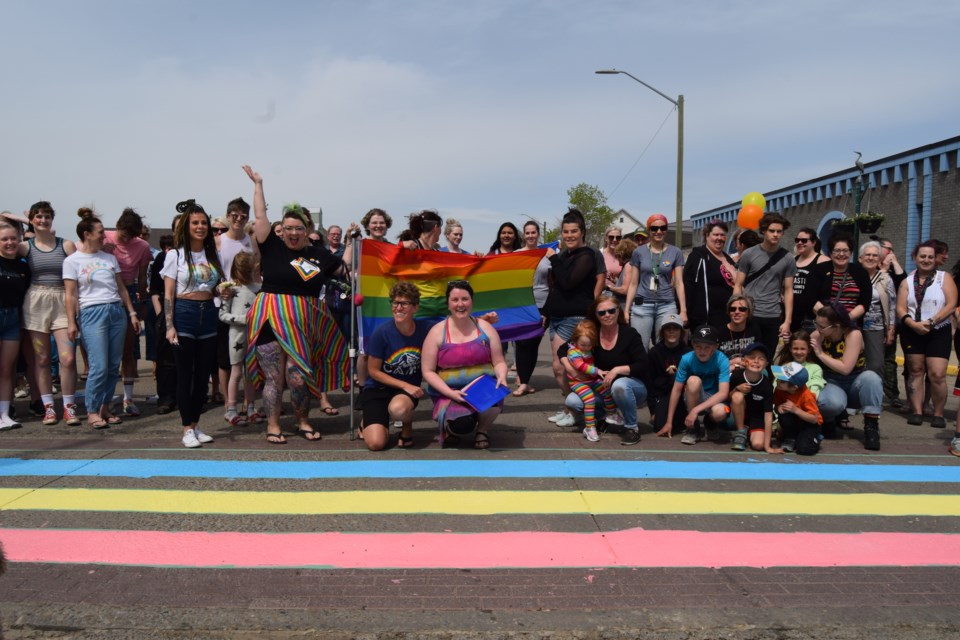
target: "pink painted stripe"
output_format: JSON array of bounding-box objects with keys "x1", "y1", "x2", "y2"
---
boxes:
[{"x1": 3, "y1": 528, "x2": 958, "y2": 569}]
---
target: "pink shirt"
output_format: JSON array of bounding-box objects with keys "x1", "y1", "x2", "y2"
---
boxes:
[{"x1": 103, "y1": 231, "x2": 153, "y2": 282}]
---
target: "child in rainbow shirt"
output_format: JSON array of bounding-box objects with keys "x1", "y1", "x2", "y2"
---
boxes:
[{"x1": 567, "y1": 320, "x2": 620, "y2": 442}]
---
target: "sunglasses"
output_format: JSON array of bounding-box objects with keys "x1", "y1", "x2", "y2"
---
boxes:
[
  {"x1": 212, "y1": 227, "x2": 228, "y2": 235},
  {"x1": 649, "y1": 225, "x2": 667, "y2": 232},
  {"x1": 794, "y1": 238, "x2": 810, "y2": 244},
  {"x1": 607, "y1": 235, "x2": 622, "y2": 241},
  {"x1": 729, "y1": 306, "x2": 749, "y2": 313},
  {"x1": 596, "y1": 308, "x2": 619, "y2": 317}
]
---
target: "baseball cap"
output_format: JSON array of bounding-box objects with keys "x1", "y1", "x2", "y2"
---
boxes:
[
  {"x1": 661, "y1": 314, "x2": 684, "y2": 330},
  {"x1": 772, "y1": 362, "x2": 809, "y2": 387},
  {"x1": 742, "y1": 342, "x2": 768, "y2": 359},
  {"x1": 690, "y1": 324, "x2": 720, "y2": 345}
]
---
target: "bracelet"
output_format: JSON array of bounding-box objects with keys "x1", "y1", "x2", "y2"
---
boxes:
[
  {"x1": 129, "y1": 311, "x2": 138, "y2": 317},
  {"x1": 900, "y1": 314, "x2": 910, "y2": 324}
]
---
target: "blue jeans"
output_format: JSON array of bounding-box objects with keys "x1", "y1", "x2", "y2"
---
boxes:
[
  {"x1": 630, "y1": 300, "x2": 677, "y2": 350},
  {"x1": 79, "y1": 303, "x2": 127, "y2": 414},
  {"x1": 818, "y1": 370, "x2": 884, "y2": 421},
  {"x1": 0, "y1": 307, "x2": 21, "y2": 341},
  {"x1": 174, "y1": 299, "x2": 218, "y2": 340},
  {"x1": 566, "y1": 376, "x2": 648, "y2": 430}
]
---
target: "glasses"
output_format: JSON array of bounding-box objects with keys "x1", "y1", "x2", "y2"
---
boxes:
[
  {"x1": 446, "y1": 279, "x2": 471, "y2": 292},
  {"x1": 596, "y1": 308, "x2": 619, "y2": 317},
  {"x1": 728, "y1": 306, "x2": 749, "y2": 313},
  {"x1": 212, "y1": 227, "x2": 228, "y2": 235},
  {"x1": 391, "y1": 300, "x2": 413, "y2": 309},
  {"x1": 649, "y1": 225, "x2": 667, "y2": 233},
  {"x1": 815, "y1": 323, "x2": 837, "y2": 331},
  {"x1": 282, "y1": 226, "x2": 306, "y2": 233},
  {"x1": 607, "y1": 235, "x2": 622, "y2": 241},
  {"x1": 832, "y1": 248, "x2": 850, "y2": 255},
  {"x1": 794, "y1": 237, "x2": 810, "y2": 244},
  {"x1": 882, "y1": 245, "x2": 894, "y2": 251},
  {"x1": 861, "y1": 253, "x2": 881, "y2": 259}
]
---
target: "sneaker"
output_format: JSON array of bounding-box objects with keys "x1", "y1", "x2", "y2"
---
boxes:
[
  {"x1": 890, "y1": 398, "x2": 904, "y2": 409},
  {"x1": 705, "y1": 421, "x2": 721, "y2": 442},
  {"x1": 931, "y1": 416, "x2": 947, "y2": 429},
  {"x1": 0, "y1": 415, "x2": 22, "y2": 431},
  {"x1": 605, "y1": 412, "x2": 624, "y2": 426},
  {"x1": 51, "y1": 385, "x2": 58, "y2": 395},
  {"x1": 782, "y1": 438, "x2": 796, "y2": 453},
  {"x1": 63, "y1": 404, "x2": 81, "y2": 426},
  {"x1": 582, "y1": 427, "x2": 600, "y2": 442},
  {"x1": 731, "y1": 430, "x2": 748, "y2": 451},
  {"x1": 41, "y1": 404, "x2": 59, "y2": 426},
  {"x1": 680, "y1": 430, "x2": 699, "y2": 445},
  {"x1": 620, "y1": 428, "x2": 641, "y2": 446},
  {"x1": 555, "y1": 412, "x2": 576, "y2": 428},
  {"x1": 29, "y1": 400, "x2": 44, "y2": 417},
  {"x1": 950, "y1": 436, "x2": 960, "y2": 458},
  {"x1": 157, "y1": 404, "x2": 175, "y2": 415},
  {"x1": 14, "y1": 386, "x2": 29, "y2": 399},
  {"x1": 863, "y1": 417, "x2": 881, "y2": 451},
  {"x1": 122, "y1": 400, "x2": 141, "y2": 417},
  {"x1": 145, "y1": 394, "x2": 159, "y2": 402},
  {"x1": 194, "y1": 428, "x2": 214, "y2": 444},
  {"x1": 247, "y1": 409, "x2": 266, "y2": 424},
  {"x1": 547, "y1": 409, "x2": 567, "y2": 423},
  {"x1": 182, "y1": 429, "x2": 202, "y2": 448}
]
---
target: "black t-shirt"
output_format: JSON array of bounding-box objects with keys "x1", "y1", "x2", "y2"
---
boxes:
[
  {"x1": 149, "y1": 250, "x2": 167, "y2": 298},
  {"x1": 718, "y1": 320, "x2": 763, "y2": 361},
  {"x1": 729, "y1": 369, "x2": 773, "y2": 428},
  {"x1": 0, "y1": 256, "x2": 30, "y2": 308},
  {"x1": 259, "y1": 233, "x2": 343, "y2": 297}
]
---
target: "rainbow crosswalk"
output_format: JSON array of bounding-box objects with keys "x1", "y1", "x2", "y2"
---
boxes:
[{"x1": 2, "y1": 454, "x2": 959, "y2": 570}]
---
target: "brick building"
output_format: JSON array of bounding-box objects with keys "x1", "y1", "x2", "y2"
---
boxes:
[{"x1": 690, "y1": 136, "x2": 960, "y2": 271}]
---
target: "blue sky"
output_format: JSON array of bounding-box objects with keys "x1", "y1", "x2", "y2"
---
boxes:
[{"x1": 2, "y1": 0, "x2": 957, "y2": 251}]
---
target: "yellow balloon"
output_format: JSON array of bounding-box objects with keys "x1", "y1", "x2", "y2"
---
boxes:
[{"x1": 742, "y1": 192, "x2": 766, "y2": 210}]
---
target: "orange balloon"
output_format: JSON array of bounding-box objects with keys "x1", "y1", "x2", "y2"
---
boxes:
[{"x1": 737, "y1": 204, "x2": 763, "y2": 230}]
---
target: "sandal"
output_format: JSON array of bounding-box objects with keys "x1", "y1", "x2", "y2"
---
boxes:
[
  {"x1": 89, "y1": 420, "x2": 109, "y2": 429},
  {"x1": 320, "y1": 404, "x2": 340, "y2": 416},
  {"x1": 397, "y1": 434, "x2": 414, "y2": 448},
  {"x1": 266, "y1": 431, "x2": 287, "y2": 445},
  {"x1": 298, "y1": 427, "x2": 322, "y2": 441},
  {"x1": 212, "y1": 392, "x2": 225, "y2": 404},
  {"x1": 224, "y1": 413, "x2": 247, "y2": 427},
  {"x1": 512, "y1": 385, "x2": 536, "y2": 397},
  {"x1": 473, "y1": 432, "x2": 490, "y2": 450},
  {"x1": 105, "y1": 416, "x2": 122, "y2": 425},
  {"x1": 247, "y1": 410, "x2": 266, "y2": 424}
]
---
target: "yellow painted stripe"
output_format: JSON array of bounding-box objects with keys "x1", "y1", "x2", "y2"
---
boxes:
[{"x1": 1, "y1": 488, "x2": 958, "y2": 517}]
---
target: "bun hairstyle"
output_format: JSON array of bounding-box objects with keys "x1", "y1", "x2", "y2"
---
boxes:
[
  {"x1": 172, "y1": 198, "x2": 224, "y2": 288},
  {"x1": 816, "y1": 301, "x2": 855, "y2": 330},
  {"x1": 176, "y1": 199, "x2": 205, "y2": 215},
  {"x1": 75, "y1": 207, "x2": 101, "y2": 239},
  {"x1": 444, "y1": 218, "x2": 463, "y2": 237},
  {"x1": 407, "y1": 209, "x2": 442, "y2": 238},
  {"x1": 561, "y1": 208, "x2": 587, "y2": 238}
]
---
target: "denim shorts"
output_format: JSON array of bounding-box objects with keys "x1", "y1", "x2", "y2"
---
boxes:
[
  {"x1": 549, "y1": 316, "x2": 584, "y2": 342},
  {"x1": 173, "y1": 299, "x2": 218, "y2": 340},
  {"x1": 0, "y1": 307, "x2": 21, "y2": 341}
]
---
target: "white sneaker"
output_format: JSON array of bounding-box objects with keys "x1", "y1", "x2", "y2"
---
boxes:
[
  {"x1": 605, "y1": 412, "x2": 624, "y2": 426},
  {"x1": 547, "y1": 409, "x2": 567, "y2": 423},
  {"x1": 194, "y1": 428, "x2": 214, "y2": 444},
  {"x1": 583, "y1": 427, "x2": 600, "y2": 442},
  {"x1": 182, "y1": 429, "x2": 202, "y2": 448},
  {"x1": 555, "y1": 412, "x2": 576, "y2": 428},
  {"x1": 0, "y1": 415, "x2": 22, "y2": 431}
]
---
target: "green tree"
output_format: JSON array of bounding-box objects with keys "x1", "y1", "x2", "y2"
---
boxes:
[{"x1": 545, "y1": 183, "x2": 617, "y2": 246}]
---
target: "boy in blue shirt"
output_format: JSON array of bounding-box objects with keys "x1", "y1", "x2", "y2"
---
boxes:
[{"x1": 661, "y1": 325, "x2": 731, "y2": 445}]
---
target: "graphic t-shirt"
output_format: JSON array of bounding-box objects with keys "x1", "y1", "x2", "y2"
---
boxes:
[
  {"x1": 62, "y1": 250, "x2": 122, "y2": 308},
  {"x1": 675, "y1": 350, "x2": 731, "y2": 396},
  {"x1": 365, "y1": 319, "x2": 433, "y2": 389},
  {"x1": 160, "y1": 249, "x2": 222, "y2": 295},
  {"x1": 718, "y1": 321, "x2": 763, "y2": 362},
  {"x1": 0, "y1": 256, "x2": 30, "y2": 308},
  {"x1": 730, "y1": 369, "x2": 773, "y2": 428},
  {"x1": 258, "y1": 233, "x2": 343, "y2": 298}
]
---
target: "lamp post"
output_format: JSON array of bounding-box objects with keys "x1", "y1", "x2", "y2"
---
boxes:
[{"x1": 595, "y1": 69, "x2": 684, "y2": 248}]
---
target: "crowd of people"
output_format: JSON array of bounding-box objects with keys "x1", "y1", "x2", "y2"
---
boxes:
[{"x1": 2, "y1": 186, "x2": 959, "y2": 457}]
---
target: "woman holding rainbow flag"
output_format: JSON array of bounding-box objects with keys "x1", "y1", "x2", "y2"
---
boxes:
[{"x1": 241, "y1": 165, "x2": 359, "y2": 444}]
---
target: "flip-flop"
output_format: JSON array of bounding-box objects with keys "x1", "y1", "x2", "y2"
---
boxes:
[
  {"x1": 89, "y1": 420, "x2": 109, "y2": 429},
  {"x1": 397, "y1": 435, "x2": 414, "y2": 448},
  {"x1": 105, "y1": 416, "x2": 122, "y2": 425},
  {"x1": 473, "y1": 432, "x2": 490, "y2": 450},
  {"x1": 320, "y1": 405, "x2": 340, "y2": 416},
  {"x1": 512, "y1": 386, "x2": 536, "y2": 397},
  {"x1": 266, "y1": 432, "x2": 287, "y2": 445},
  {"x1": 298, "y1": 427, "x2": 322, "y2": 441}
]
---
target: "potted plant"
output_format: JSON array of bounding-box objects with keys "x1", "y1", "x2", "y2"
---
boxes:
[
  {"x1": 854, "y1": 212, "x2": 884, "y2": 234},
  {"x1": 832, "y1": 217, "x2": 855, "y2": 230}
]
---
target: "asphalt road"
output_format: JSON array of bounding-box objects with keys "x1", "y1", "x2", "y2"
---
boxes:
[{"x1": 2, "y1": 348, "x2": 959, "y2": 639}]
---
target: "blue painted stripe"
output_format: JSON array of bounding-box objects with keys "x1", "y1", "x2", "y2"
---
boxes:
[{"x1": 1, "y1": 458, "x2": 959, "y2": 483}]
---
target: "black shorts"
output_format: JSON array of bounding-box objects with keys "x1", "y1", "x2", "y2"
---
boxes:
[
  {"x1": 216, "y1": 320, "x2": 232, "y2": 371},
  {"x1": 360, "y1": 386, "x2": 419, "y2": 428},
  {"x1": 900, "y1": 322, "x2": 952, "y2": 359}
]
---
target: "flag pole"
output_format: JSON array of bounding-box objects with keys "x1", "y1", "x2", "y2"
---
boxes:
[{"x1": 348, "y1": 232, "x2": 361, "y2": 440}]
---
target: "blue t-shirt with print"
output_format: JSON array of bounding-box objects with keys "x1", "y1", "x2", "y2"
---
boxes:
[
  {"x1": 365, "y1": 319, "x2": 432, "y2": 389},
  {"x1": 675, "y1": 350, "x2": 731, "y2": 396}
]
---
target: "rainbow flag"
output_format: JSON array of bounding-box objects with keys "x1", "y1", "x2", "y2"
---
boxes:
[{"x1": 358, "y1": 242, "x2": 546, "y2": 347}]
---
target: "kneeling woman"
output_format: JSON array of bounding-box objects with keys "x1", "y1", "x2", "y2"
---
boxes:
[
  {"x1": 360, "y1": 283, "x2": 432, "y2": 451},
  {"x1": 421, "y1": 280, "x2": 508, "y2": 449},
  {"x1": 811, "y1": 303, "x2": 884, "y2": 450}
]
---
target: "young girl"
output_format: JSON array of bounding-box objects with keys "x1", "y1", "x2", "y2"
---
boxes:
[
  {"x1": 647, "y1": 314, "x2": 691, "y2": 435},
  {"x1": 218, "y1": 251, "x2": 263, "y2": 425},
  {"x1": 567, "y1": 320, "x2": 619, "y2": 442},
  {"x1": 775, "y1": 330, "x2": 826, "y2": 398}
]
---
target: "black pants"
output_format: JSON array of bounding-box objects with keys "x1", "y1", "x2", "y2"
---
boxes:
[
  {"x1": 753, "y1": 315, "x2": 783, "y2": 361},
  {"x1": 154, "y1": 314, "x2": 177, "y2": 407},
  {"x1": 172, "y1": 335, "x2": 217, "y2": 426},
  {"x1": 650, "y1": 393, "x2": 686, "y2": 433},
  {"x1": 515, "y1": 332, "x2": 544, "y2": 385},
  {"x1": 780, "y1": 412, "x2": 820, "y2": 456}
]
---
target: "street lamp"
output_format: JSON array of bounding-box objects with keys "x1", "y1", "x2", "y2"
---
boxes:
[{"x1": 595, "y1": 69, "x2": 684, "y2": 248}]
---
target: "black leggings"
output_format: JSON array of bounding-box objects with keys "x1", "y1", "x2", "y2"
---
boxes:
[
  {"x1": 514, "y1": 332, "x2": 544, "y2": 385},
  {"x1": 172, "y1": 335, "x2": 217, "y2": 426}
]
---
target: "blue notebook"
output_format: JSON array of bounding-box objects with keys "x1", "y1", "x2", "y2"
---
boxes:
[{"x1": 461, "y1": 374, "x2": 510, "y2": 413}]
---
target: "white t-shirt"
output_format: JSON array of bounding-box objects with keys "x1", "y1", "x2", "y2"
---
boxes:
[
  {"x1": 62, "y1": 250, "x2": 122, "y2": 308},
  {"x1": 160, "y1": 249, "x2": 221, "y2": 296}
]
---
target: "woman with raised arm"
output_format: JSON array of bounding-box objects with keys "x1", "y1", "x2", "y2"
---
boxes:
[
  {"x1": 242, "y1": 165, "x2": 359, "y2": 444},
  {"x1": 63, "y1": 209, "x2": 141, "y2": 430},
  {"x1": 17, "y1": 201, "x2": 78, "y2": 426}
]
